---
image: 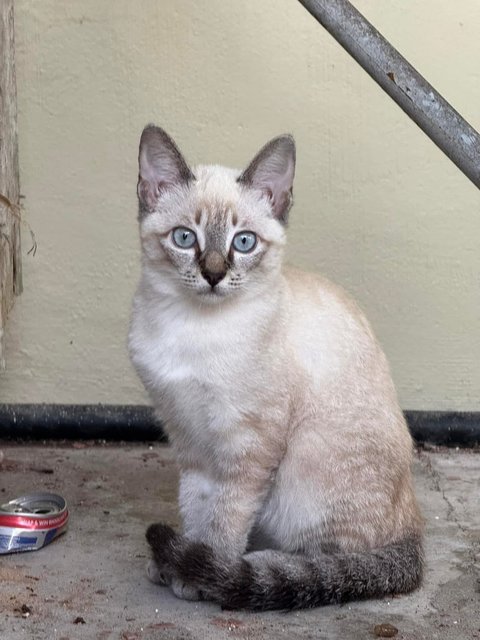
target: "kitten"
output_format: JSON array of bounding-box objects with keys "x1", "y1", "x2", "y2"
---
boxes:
[{"x1": 128, "y1": 125, "x2": 423, "y2": 611}]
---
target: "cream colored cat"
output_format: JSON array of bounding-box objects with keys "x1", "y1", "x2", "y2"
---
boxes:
[{"x1": 128, "y1": 125, "x2": 423, "y2": 610}]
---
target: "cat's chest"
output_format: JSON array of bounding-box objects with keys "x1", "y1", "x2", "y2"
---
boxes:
[
  {"x1": 145, "y1": 318, "x2": 240, "y2": 387},
  {"x1": 132, "y1": 304, "x2": 255, "y2": 431}
]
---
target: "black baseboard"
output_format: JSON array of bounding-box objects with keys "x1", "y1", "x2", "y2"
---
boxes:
[
  {"x1": 0, "y1": 404, "x2": 164, "y2": 442},
  {"x1": 405, "y1": 410, "x2": 479, "y2": 447},
  {"x1": 0, "y1": 404, "x2": 479, "y2": 447}
]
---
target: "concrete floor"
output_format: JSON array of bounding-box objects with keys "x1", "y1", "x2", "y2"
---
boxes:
[{"x1": 0, "y1": 442, "x2": 478, "y2": 640}]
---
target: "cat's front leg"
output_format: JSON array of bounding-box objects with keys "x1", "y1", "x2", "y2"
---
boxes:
[
  {"x1": 146, "y1": 469, "x2": 232, "y2": 600},
  {"x1": 148, "y1": 469, "x2": 217, "y2": 601},
  {"x1": 156, "y1": 468, "x2": 262, "y2": 601},
  {"x1": 148, "y1": 463, "x2": 275, "y2": 601},
  {"x1": 178, "y1": 467, "x2": 272, "y2": 559},
  {"x1": 145, "y1": 471, "x2": 208, "y2": 593},
  {"x1": 178, "y1": 469, "x2": 219, "y2": 544}
]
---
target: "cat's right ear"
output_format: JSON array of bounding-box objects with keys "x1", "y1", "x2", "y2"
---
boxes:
[{"x1": 137, "y1": 125, "x2": 195, "y2": 214}]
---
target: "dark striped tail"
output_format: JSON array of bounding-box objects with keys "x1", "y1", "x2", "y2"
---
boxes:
[{"x1": 146, "y1": 523, "x2": 423, "y2": 611}]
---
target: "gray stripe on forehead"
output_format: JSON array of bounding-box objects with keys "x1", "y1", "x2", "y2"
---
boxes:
[{"x1": 202, "y1": 202, "x2": 236, "y2": 252}]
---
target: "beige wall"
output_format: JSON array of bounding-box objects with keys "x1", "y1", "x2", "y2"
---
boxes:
[{"x1": 0, "y1": 0, "x2": 479, "y2": 410}]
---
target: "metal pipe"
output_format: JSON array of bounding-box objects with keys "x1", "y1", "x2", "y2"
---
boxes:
[{"x1": 298, "y1": 0, "x2": 480, "y2": 190}]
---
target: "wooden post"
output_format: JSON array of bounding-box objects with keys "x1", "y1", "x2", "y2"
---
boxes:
[{"x1": 0, "y1": 0, "x2": 21, "y2": 370}]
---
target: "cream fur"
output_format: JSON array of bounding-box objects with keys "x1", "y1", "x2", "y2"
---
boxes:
[{"x1": 129, "y1": 128, "x2": 422, "y2": 600}]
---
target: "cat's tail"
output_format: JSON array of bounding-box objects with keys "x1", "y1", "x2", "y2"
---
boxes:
[{"x1": 146, "y1": 524, "x2": 424, "y2": 611}]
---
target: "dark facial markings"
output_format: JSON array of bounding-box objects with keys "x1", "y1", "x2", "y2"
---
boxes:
[
  {"x1": 154, "y1": 200, "x2": 270, "y2": 293},
  {"x1": 199, "y1": 250, "x2": 229, "y2": 288}
]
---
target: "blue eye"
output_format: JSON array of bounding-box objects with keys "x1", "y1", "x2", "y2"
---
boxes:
[
  {"x1": 232, "y1": 232, "x2": 257, "y2": 253},
  {"x1": 172, "y1": 227, "x2": 196, "y2": 249}
]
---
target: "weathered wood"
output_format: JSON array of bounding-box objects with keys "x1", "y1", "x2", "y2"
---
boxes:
[{"x1": 0, "y1": 0, "x2": 21, "y2": 370}]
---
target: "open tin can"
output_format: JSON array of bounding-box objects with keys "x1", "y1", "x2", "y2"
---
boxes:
[{"x1": 0, "y1": 493, "x2": 69, "y2": 554}]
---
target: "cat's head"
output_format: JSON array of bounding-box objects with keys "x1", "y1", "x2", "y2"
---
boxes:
[{"x1": 136, "y1": 125, "x2": 295, "y2": 304}]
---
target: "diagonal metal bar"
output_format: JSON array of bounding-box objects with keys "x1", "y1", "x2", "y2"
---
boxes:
[{"x1": 298, "y1": 0, "x2": 480, "y2": 190}]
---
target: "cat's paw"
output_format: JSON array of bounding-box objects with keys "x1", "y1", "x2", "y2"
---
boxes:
[
  {"x1": 171, "y1": 577, "x2": 203, "y2": 601},
  {"x1": 146, "y1": 559, "x2": 170, "y2": 585}
]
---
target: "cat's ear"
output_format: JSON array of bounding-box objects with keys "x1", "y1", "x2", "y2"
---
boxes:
[
  {"x1": 137, "y1": 125, "x2": 195, "y2": 214},
  {"x1": 238, "y1": 135, "x2": 296, "y2": 224}
]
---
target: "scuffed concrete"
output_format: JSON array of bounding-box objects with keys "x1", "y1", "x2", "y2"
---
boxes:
[{"x1": 0, "y1": 443, "x2": 478, "y2": 640}]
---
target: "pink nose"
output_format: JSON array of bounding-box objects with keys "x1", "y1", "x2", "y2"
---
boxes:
[{"x1": 200, "y1": 250, "x2": 228, "y2": 287}]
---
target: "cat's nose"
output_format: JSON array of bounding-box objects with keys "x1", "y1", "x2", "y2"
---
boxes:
[
  {"x1": 202, "y1": 270, "x2": 226, "y2": 287},
  {"x1": 200, "y1": 250, "x2": 228, "y2": 288}
]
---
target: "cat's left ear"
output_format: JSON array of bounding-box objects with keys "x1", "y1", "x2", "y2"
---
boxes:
[{"x1": 238, "y1": 135, "x2": 296, "y2": 224}]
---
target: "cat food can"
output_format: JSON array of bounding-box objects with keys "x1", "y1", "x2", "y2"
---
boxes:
[{"x1": 0, "y1": 492, "x2": 69, "y2": 554}]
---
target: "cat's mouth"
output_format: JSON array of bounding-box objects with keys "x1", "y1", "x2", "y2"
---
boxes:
[
  {"x1": 203, "y1": 288, "x2": 225, "y2": 297},
  {"x1": 198, "y1": 286, "x2": 228, "y2": 302}
]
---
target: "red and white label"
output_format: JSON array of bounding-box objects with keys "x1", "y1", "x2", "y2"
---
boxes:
[{"x1": 0, "y1": 510, "x2": 69, "y2": 531}]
